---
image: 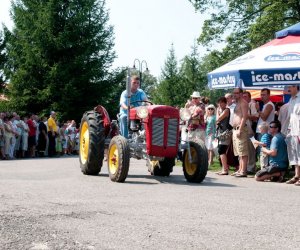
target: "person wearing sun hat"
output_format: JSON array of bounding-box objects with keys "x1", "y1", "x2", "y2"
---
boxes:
[
  {"x1": 206, "y1": 104, "x2": 215, "y2": 110},
  {"x1": 185, "y1": 91, "x2": 205, "y2": 110},
  {"x1": 190, "y1": 91, "x2": 201, "y2": 99},
  {"x1": 184, "y1": 91, "x2": 206, "y2": 144}
]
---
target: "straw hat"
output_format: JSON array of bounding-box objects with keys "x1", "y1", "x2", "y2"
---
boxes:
[
  {"x1": 190, "y1": 91, "x2": 201, "y2": 98},
  {"x1": 207, "y1": 104, "x2": 216, "y2": 110}
]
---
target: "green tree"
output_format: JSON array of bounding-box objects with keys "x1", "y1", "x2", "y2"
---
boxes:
[
  {"x1": 0, "y1": 32, "x2": 6, "y2": 93},
  {"x1": 189, "y1": 0, "x2": 300, "y2": 49},
  {"x1": 177, "y1": 48, "x2": 225, "y2": 105},
  {"x1": 4, "y1": 0, "x2": 116, "y2": 121},
  {"x1": 187, "y1": 0, "x2": 300, "y2": 102},
  {"x1": 140, "y1": 72, "x2": 157, "y2": 100},
  {"x1": 152, "y1": 44, "x2": 183, "y2": 106},
  {"x1": 96, "y1": 67, "x2": 127, "y2": 119},
  {"x1": 179, "y1": 41, "x2": 205, "y2": 99}
]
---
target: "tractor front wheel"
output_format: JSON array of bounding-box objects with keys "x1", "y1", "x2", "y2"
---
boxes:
[
  {"x1": 107, "y1": 135, "x2": 130, "y2": 182},
  {"x1": 79, "y1": 111, "x2": 105, "y2": 175},
  {"x1": 183, "y1": 141, "x2": 208, "y2": 183}
]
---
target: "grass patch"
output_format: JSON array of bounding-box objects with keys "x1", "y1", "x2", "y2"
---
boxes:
[{"x1": 208, "y1": 161, "x2": 222, "y2": 172}]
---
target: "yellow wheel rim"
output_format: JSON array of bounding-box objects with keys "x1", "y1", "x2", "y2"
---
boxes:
[
  {"x1": 184, "y1": 147, "x2": 197, "y2": 176},
  {"x1": 80, "y1": 121, "x2": 89, "y2": 164},
  {"x1": 109, "y1": 144, "x2": 119, "y2": 175}
]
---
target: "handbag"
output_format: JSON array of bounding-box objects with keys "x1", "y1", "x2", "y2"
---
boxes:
[
  {"x1": 216, "y1": 129, "x2": 232, "y2": 141},
  {"x1": 216, "y1": 108, "x2": 232, "y2": 141}
]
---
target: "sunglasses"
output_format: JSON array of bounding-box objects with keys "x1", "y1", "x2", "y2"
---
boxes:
[
  {"x1": 208, "y1": 108, "x2": 214, "y2": 110},
  {"x1": 269, "y1": 125, "x2": 278, "y2": 128},
  {"x1": 192, "y1": 97, "x2": 200, "y2": 99}
]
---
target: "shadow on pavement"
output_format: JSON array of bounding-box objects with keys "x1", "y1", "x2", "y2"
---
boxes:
[
  {"x1": 92, "y1": 172, "x2": 237, "y2": 187},
  {"x1": 199, "y1": 177, "x2": 237, "y2": 187},
  {"x1": 99, "y1": 173, "x2": 109, "y2": 177},
  {"x1": 95, "y1": 173, "x2": 158, "y2": 185},
  {"x1": 124, "y1": 174, "x2": 237, "y2": 187},
  {"x1": 124, "y1": 180, "x2": 159, "y2": 185},
  {"x1": 16, "y1": 155, "x2": 79, "y2": 160}
]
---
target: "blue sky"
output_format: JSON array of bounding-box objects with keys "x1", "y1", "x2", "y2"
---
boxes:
[{"x1": 0, "y1": 0, "x2": 207, "y2": 78}]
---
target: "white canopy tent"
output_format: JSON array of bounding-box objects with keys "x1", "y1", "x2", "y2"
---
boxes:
[{"x1": 207, "y1": 22, "x2": 300, "y2": 90}]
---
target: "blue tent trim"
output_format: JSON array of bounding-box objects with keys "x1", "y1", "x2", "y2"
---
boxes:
[
  {"x1": 208, "y1": 68, "x2": 300, "y2": 89},
  {"x1": 276, "y1": 22, "x2": 300, "y2": 38}
]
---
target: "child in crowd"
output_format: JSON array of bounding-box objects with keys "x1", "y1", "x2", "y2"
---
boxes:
[
  {"x1": 254, "y1": 122, "x2": 272, "y2": 169},
  {"x1": 56, "y1": 122, "x2": 63, "y2": 155},
  {"x1": 66, "y1": 120, "x2": 76, "y2": 154},
  {"x1": 62, "y1": 123, "x2": 69, "y2": 155},
  {"x1": 74, "y1": 129, "x2": 80, "y2": 155}
]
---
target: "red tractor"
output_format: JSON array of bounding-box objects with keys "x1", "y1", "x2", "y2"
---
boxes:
[{"x1": 79, "y1": 72, "x2": 208, "y2": 183}]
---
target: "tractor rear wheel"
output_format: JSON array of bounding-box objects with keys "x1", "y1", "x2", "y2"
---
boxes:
[
  {"x1": 108, "y1": 135, "x2": 130, "y2": 182},
  {"x1": 152, "y1": 157, "x2": 175, "y2": 177},
  {"x1": 79, "y1": 111, "x2": 105, "y2": 175},
  {"x1": 183, "y1": 141, "x2": 208, "y2": 183}
]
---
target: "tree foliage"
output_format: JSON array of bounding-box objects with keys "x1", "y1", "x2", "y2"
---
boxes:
[
  {"x1": 179, "y1": 42, "x2": 205, "y2": 98},
  {"x1": 189, "y1": 0, "x2": 300, "y2": 49},
  {"x1": 4, "y1": 0, "x2": 118, "y2": 121},
  {"x1": 0, "y1": 32, "x2": 7, "y2": 93},
  {"x1": 95, "y1": 67, "x2": 127, "y2": 119},
  {"x1": 152, "y1": 44, "x2": 184, "y2": 106},
  {"x1": 152, "y1": 42, "x2": 223, "y2": 107},
  {"x1": 187, "y1": 0, "x2": 300, "y2": 102},
  {"x1": 139, "y1": 72, "x2": 157, "y2": 100}
]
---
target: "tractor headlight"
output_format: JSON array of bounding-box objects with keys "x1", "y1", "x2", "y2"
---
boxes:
[
  {"x1": 180, "y1": 108, "x2": 191, "y2": 121},
  {"x1": 136, "y1": 106, "x2": 149, "y2": 119}
]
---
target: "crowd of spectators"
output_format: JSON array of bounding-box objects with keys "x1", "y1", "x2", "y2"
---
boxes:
[
  {"x1": 0, "y1": 111, "x2": 79, "y2": 160},
  {"x1": 185, "y1": 86, "x2": 300, "y2": 186},
  {"x1": 2, "y1": 85, "x2": 299, "y2": 187}
]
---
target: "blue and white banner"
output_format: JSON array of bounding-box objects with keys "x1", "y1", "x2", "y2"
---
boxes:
[{"x1": 207, "y1": 22, "x2": 300, "y2": 89}]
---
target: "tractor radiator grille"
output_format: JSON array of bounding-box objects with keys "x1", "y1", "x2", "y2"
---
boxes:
[
  {"x1": 167, "y1": 119, "x2": 178, "y2": 147},
  {"x1": 152, "y1": 118, "x2": 178, "y2": 147},
  {"x1": 152, "y1": 118, "x2": 164, "y2": 146}
]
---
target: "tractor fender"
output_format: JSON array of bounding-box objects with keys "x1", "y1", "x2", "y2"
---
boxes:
[{"x1": 94, "y1": 105, "x2": 111, "y2": 136}]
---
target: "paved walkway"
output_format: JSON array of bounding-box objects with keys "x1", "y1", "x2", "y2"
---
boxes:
[{"x1": 0, "y1": 157, "x2": 299, "y2": 249}]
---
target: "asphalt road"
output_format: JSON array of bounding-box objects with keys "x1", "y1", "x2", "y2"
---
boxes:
[{"x1": 0, "y1": 156, "x2": 299, "y2": 250}]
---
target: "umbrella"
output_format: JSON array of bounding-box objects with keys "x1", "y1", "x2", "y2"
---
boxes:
[{"x1": 208, "y1": 22, "x2": 300, "y2": 90}]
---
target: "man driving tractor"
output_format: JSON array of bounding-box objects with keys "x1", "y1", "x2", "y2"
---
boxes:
[{"x1": 119, "y1": 75, "x2": 148, "y2": 138}]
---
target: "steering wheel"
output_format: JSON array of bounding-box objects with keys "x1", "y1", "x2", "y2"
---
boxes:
[{"x1": 130, "y1": 100, "x2": 153, "y2": 106}]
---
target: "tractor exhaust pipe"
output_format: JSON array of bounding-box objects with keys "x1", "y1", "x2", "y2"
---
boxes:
[{"x1": 126, "y1": 68, "x2": 131, "y2": 134}]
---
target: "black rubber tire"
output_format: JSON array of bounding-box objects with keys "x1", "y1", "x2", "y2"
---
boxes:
[
  {"x1": 183, "y1": 141, "x2": 208, "y2": 183},
  {"x1": 107, "y1": 135, "x2": 130, "y2": 182},
  {"x1": 79, "y1": 111, "x2": 105, "y2": 175},
  {"x1": 153, "y1": 157, "x2": 175, "y2": 177}
]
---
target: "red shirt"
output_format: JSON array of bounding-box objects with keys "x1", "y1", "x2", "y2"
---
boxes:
[{"x1": 27, "y1": 119, "x2": 37, "y2": 137}]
